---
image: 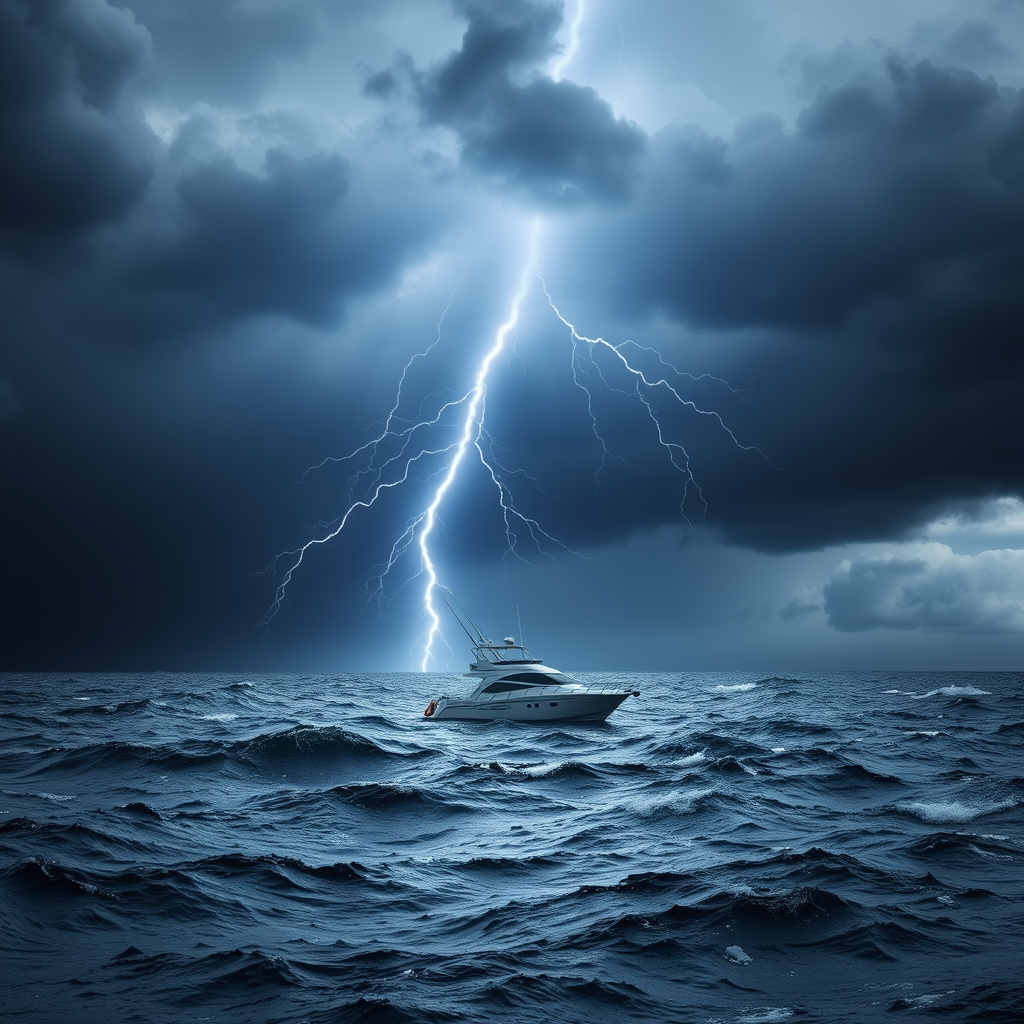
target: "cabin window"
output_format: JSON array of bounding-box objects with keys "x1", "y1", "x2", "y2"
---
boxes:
[{"x1": 481, "y1": 672, "x2": 563, "y2": 693}]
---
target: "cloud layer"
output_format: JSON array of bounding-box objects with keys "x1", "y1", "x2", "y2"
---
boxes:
[
  {"x1": 1, "y1": 0, "x2": 1021, "y2": 667},
  {"x1": 825, "y1": 544, "x2": 1024, "y2": 633}
]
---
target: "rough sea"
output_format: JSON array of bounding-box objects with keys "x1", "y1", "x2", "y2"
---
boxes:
[{"x1": 2, "y1": 669, "x2": 1023, "y2": 1023}]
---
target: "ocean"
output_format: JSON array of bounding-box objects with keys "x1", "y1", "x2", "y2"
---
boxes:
[{"x1": 2, "y1": 669, "x2": 1022, "y2": 1023}]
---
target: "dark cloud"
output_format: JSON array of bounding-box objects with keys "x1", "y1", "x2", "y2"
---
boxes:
[
  {"x1": 117, "y1": 0, "x2": 316, "y2": 107},
  {"x1": 823, "y1": 545, "x2": 1024, "y2": 633},
  {"x1": 139, "y1": 149, "x2": 353, "y2": 327},
  {"x1": 909, "y1": 18, "x2": 1017, "y2": 74},
  {"x1": 2, "y1": 1, "x2": 1022, "y2": 669},
  {"x1": 524, "y1": 53, "x2": 1024, "y2": 555},
  {"x1": 0, "y1": 0, "x2": 154, "y2": 241},
  {"x1": 130, "y1": 147, "x2": 451, "y2": 335},
  {"x1": 572, "y1": 55, "x2": 1023, "y2": 332},
  {"x1": 377, "y1": 0, "x2": 646, "y2": 203},
  {"x1": 0, "y1": 0, "x2": 457, "y2": 344}
]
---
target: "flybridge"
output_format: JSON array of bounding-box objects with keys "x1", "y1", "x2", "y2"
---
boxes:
[
  {"x1": 434, "y1": 585, "x2": 542, "y2": 668},
  {"x1": 469, "y1": 641, "x2": 543, "y2": 670}
]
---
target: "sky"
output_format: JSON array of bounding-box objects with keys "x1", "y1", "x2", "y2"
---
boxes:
[{"x1": 1, "y1": 0, "x2": 1022, "y2": 673}]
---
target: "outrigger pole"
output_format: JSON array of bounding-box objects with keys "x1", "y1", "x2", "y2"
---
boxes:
[{"x1": 434, "y1": 585, "x2": 490, "y2": 646}]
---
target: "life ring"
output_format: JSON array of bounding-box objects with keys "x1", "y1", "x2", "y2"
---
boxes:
[{"x1": 424, "y1": 700, "x2": 438, "y2": 717}]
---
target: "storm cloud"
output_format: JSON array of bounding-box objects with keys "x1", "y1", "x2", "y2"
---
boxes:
[
  {"x1": 567, "y1": 54, "x2": 1023, "y2": 332},
  {"x1": 1, "y1": 0, "x2": 1021, "y2": 669},
  {"x1": 374, "y1": 0, "x2": 646, "y2": 203},
  {"x1": 824, "y1": 544, "x2": 1024, "y2": 634},
  {"x1": 0, "y1": 0, "x2": 153, "y2": 240}
]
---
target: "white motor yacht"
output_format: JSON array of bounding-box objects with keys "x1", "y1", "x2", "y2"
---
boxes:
[{"x1": 422, "y1": 589, "x2": 639, "y2": 723}]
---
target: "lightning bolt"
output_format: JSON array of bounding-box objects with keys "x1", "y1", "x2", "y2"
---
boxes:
[
  {"x1": 417, "y1": 220, "x2": 541, "y2": 671},
  {"x1": 262, "y1": 2, "x2": 766, "y2": 669},
  {"x1": 540, "y1": 281, "x2": 766, "y2": 529}
]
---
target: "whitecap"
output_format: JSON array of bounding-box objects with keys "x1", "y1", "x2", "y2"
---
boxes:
[
  {"x1": 894, "y1": 993, "x2": 951, "y2": 1010},
  {"x1": 913, "y1": 685, "x2": 991, "y2": 699},
  {"x1": 35, "y1": 792, "x2": 76, "y2": 802},
  {"x1": 897, "y1": 798, "x2": 1016, "y2": 824},
  {"x1": 725, "y1": 944, "x2": 752, "y2": 964},
  {"x1": 640, "y1": 787, "x2": 717, "y2": 817},
  {"x1": 714, "y1": 682, "x2": 757, "y2": 692},
  {"x1": 733, "y1": 1009, "x2": 794, "y2": 1024},
  {"x1": 677, "y1": 750, "x2": 707, "y2": 767},
  {"x1": 201, "y1": 713, "x2": 238, "y2": 722}
]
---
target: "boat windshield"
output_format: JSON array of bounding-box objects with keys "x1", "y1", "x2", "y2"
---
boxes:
[{"x1": 482, "y1": 672, "x2": 568, "y2": 692}]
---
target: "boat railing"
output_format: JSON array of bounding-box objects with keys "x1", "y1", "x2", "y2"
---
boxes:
[{"x1": 470, "y1": 682, "x2": 630, "y2": 698}]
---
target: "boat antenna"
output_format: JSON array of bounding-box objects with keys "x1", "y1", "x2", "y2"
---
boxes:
[
  {"x1": 517, "y1": 602, "x2": 524, "y2": 649},
  {"x1": 435, "y1": 585, "x2": 487, "y2": 645}
]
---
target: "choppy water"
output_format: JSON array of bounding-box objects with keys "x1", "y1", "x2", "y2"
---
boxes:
[{"x1": 2, "y1": 670, "x2": 1023, "y2": 1023}]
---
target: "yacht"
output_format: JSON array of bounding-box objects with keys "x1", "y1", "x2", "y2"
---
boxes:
[{"x1": 422, "y1": 589, "x2": 639, "y2": 723}]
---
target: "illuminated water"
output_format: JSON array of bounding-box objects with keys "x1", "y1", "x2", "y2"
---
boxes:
[{"x1": 2, "y1": 670, "x2": 1023, "y2": 1023}]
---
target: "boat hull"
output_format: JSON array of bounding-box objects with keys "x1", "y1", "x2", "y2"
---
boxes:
[{"x1": 429, "y1": 690, "x2": 630, "y2": 722}]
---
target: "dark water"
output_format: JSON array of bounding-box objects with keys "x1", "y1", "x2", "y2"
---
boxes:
[{"x1": 2, "y1": 670, "x2": 1023, "y2": 1023}]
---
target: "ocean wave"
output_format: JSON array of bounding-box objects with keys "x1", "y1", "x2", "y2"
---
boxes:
[
  {"x1": 735, "y1": 847, "x2": 895, "y2": 890},
  {"x1": 326, "y1": 781, "x2": 459, "y2": 812},
  {"x1": 107, "y1": 945, "x2": 308, "y2": 994},
  {"x1": 828, "y1": 762, "x2": 904, "y2": 787},
  {"x1": 5, "y1": 846, "x2": 368, "y2": 892},
  {"x1": 708, "y1": 755, "x2": 761, "y2": 776},
  {"x1": 912, "y1": 685, "x2": 992, "y2": 699},
  {"x1": 778, "y1": 747, "x2": 903, "y2": 789},
  {"x1": 13, "y1": 739, "x2": 227, "y2": 778},
  {"x1": 474, "y1": 969, "x2": 658, "y2": 1018},
  {"x1": 636, "y1": 786, "x2": 725, "y2": 817},
  {"x1": 58, "y1": 697, "x2": 153, "y2": 716},
  {"x1": 0, "y1": 815, "x2": 155, "y2": 859},
  {"x1": 3, "y1": 667, "x2": 1022, "y2": 1023},
  {"x1": 792, "y1": 919, "x2": 942, "y2": 958},
  {"x1": 722, "y1": 1010, "x2": 796, "y2": 1024},
  {"x1": 454, "y1": 853, "x2": 560, "y2": 873},
  {"x1": 758, "y1": 719, "x2": 841, "y2": 739},
  {"x1": 910, "y1": 980, "x2": 1024, "y2": 1020},
  {"x1": 1, "y1": 788, "x2": 77, "y2": 801},
  {"x1": 237, "y1": 725, "x2": 416, "y2": 765},
  {"x1": 903, "y1": 830, "x2": 1019, "y2": 862},
  {"x1": 894, "y1": 798, "x2": 1017, "y2": 824},
  {"x1": 192, "y1": 853, "x2": 368, "y2": 884},
  {"x1": 721, "y1": 885, "x2": 854, "y2": 925},
  {"x1": 447, "y1": 758, "x2": 647, "y2": 783},
  {"x1": 676, "y1": 750, "x2": 707, "y2": 767},
  {"x1": 1, "y1": 856, "x2": 104, "y2": 896},
  {"x1": 117, "y1": 801, "x2": 163, "y2": 818},
  {"x1": 590, "y1": 884, "x2": 857, "y2": 939},
  {"x1": 673, "y1": 733, "x2": 769, "y2": 760},
  {"x1": 511, "y1": 760, "x2": 606, "y2": 781}
]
